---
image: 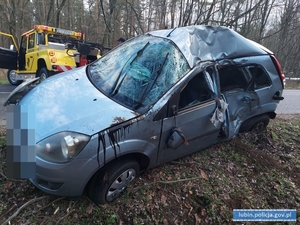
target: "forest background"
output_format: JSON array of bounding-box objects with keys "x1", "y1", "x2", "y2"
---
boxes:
[
  {"x1": 0, "y1": 1, "x2": 300, "y2": 224},
  {"x1": 0, "y1": 0, "x2": 299, "y2": 79}
]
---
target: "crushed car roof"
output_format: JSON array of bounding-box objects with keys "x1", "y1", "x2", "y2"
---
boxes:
[{"x1": 148, "y1": 25, "x2": 269, "y2": 68}]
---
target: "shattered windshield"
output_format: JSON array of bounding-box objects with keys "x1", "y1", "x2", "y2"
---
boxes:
[{"x1": 88, "y1": 35, "x2": 190, "y2": 112}]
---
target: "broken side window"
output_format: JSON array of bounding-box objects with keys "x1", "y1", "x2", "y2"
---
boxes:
[
  {"x1": 247, "y1": 65, "x2": 272, "y2": 89},
  {"x1": 218, "y1": 67, "x2": 249, "y2": 92},
  {"x1": 179, "y1": 72, "x2": 213, "y2": 109}
]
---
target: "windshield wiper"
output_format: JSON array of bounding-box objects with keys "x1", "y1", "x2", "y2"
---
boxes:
[
  {"x1": 134, "y1": 52, "x2": 169, "y2": 109},
  {"x1": 110, "y1": 42, "x2": 150, "y2": 97},
  {"x1": 167, "y1": 27, "x2": 177, "y2": 37},
  {"x1": 130, "y1": 42, "x2": 150, "y2": 65}
]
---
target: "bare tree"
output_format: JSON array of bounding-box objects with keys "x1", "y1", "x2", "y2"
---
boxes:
[
  {"x1": 0, "y1": 0, "x2": 299, "y2": 77},
  {"x1": 55, "y1": 0, "x2": 68, "y2": 27},
  {"x1": 0, "y1": 0, "x2": 31, "y2": 43},
  {"x1": 270, "y1": 0, "x2": 300, "y2": 77}
]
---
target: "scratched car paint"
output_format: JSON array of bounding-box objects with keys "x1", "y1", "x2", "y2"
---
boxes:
[{"x1": 5, "y1": 25, "x2": 285, "y2": 205}]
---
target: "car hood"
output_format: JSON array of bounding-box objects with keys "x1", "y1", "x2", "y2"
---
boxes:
[{"x1": 19, "y1": 67, "x2": 138, "y2": 141}]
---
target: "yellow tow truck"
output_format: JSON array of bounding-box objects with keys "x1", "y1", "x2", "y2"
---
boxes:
[{"x1": 0, "y1": 25, "x2": 104, "y2": 85}]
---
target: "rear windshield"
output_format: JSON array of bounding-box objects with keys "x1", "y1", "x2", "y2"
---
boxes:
[{"x1": 88, "y1": 35, "x2": 190, "y2": 112}]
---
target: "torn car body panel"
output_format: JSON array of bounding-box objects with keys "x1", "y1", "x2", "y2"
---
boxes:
[
  {"x1": 222, "y1": 89, "x2": 260, "y2": 137},
  {"x1": 149, "y1": 26, "x2": 283, "y2": 137}
]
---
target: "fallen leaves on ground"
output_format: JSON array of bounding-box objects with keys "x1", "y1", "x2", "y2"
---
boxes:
[{"x1": 0, "y1": 115, "x2": 299, "y2": 224}]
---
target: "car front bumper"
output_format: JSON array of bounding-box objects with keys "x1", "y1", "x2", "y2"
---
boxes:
[{"x1": 30, "y1": 156, "x2": 99, "y2": 197}]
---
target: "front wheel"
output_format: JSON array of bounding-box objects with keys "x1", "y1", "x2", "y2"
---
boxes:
[
  {"x1": 37, "y1": 67, "x2": 49, "y2": 82},
  {"x1": 7, "y1": 70, "x2": 22, "y2": 86},
  {"x1": 87, "y1": 158, "x2": 140, "y2": 205}
]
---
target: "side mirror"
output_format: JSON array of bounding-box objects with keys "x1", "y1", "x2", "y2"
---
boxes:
[{"x1": 167, "y1": 127, "x2": 189, "y2": 149}]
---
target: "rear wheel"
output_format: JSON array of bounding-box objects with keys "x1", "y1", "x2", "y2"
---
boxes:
[
  {"x1": 239, "y1": 114, "x2": 270, "y2": 133},
  {"x1": 250, "y1": 115, "x2": 270, "y2": 132},
  {"x1": 7, "y1": 70, "x2": 22, "y2": 86},
  {"x1": 87, "y1": 158, "x2": 140, "y2": 205},
  {"x1": 37, "y1": 67, "x2": 49, "y2": 82}
]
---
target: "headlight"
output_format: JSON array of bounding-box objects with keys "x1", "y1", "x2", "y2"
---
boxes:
[{"x1": 36, "y1": 132, "x2": 90, "y2": 163}]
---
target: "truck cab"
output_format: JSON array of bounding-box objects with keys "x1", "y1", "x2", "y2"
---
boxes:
[{"x1": 0, "y1": 25, "x2": 101, "y2": 85}]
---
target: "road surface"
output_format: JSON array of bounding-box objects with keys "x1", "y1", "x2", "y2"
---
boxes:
[
  {"x1": 275, "y1": 89, "x2": 300, "y2": 114},
  {"x1": 0, "y1": 85, "x2": 300, "y2": 126}
]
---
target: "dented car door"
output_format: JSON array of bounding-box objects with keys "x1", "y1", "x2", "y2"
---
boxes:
[
  {"x1": 223, "y1": 90, "x2": 259, "y2": 137},
  {"x1": 218, "y1": 65, "x2": 260, "y2": 137},
  {"x1": 157, "y1": 70, "x2": 222, "y2": 164}
]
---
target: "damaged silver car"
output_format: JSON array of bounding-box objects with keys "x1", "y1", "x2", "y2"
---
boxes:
[{"x1": 5, "y1": 25, "x2": 285, "y2": 204}]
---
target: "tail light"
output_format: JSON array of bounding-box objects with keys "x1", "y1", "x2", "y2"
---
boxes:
[{"x1": 270, "y1": 55, "x2": 285, "y2": 87}]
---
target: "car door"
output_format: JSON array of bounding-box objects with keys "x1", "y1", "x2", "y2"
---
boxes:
[
  {"x1": 0, "y1": 32, "x2": 18, "y2": 69},
  {"x1": 0, "y1": 47, "x2": 17, "y2": 69},
  {"x1": 156, "y1": 70, "x2": 222, "y2": 164},
  {"x1": 218, "y1": 65, "x2": 259, "y2": 137},
  {"x1": 24, "y1": 32, "x2": 36, "y2": 72}
]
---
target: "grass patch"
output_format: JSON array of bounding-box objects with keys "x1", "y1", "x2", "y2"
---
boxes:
[
  {"x1": 0, "y1": 136, "x2": 5, "y2": 146},
  {"x1": 0, "y1": 115, "x2": 300, "y2": 224},
  {"x1": 0, "y1": 78, "x2": 8, "y2": 84},
  {"x1": 0, "y1": 69, "x2": 8, "y2": 84},
  {"x1": 285, "y1": 80, "x2": 300, "y2": 89}
]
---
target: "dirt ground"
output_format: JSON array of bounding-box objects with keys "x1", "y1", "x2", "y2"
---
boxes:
[{"x1": 0, "y1": 114, "x2": 299, "y2": 224}]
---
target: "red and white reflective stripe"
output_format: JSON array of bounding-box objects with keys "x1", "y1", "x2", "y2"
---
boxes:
[{"x1": 56, "y1": 65, "x2": 76, "y2": 72}]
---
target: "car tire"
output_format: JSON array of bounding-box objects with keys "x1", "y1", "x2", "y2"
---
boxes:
[
  {"x1": 87, "y1": 158, "x2": 140, "y2": 205},
  {"x1": 37, "y1": 67, "x2": 49, "y2": 82},
  {"x1": 249, "y1": 115, "x2": 270, "y2": 132},
  {"x1": 7, "y1": 70, "x2": 22, "y2": 86},
  {"x1": 239, "y1": 114, "x2": 270, "y2": 133}
]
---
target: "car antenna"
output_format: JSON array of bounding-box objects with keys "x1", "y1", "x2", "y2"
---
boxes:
[{"x1": 167, "y1": 27, "x2": 177, "y2": 37}]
